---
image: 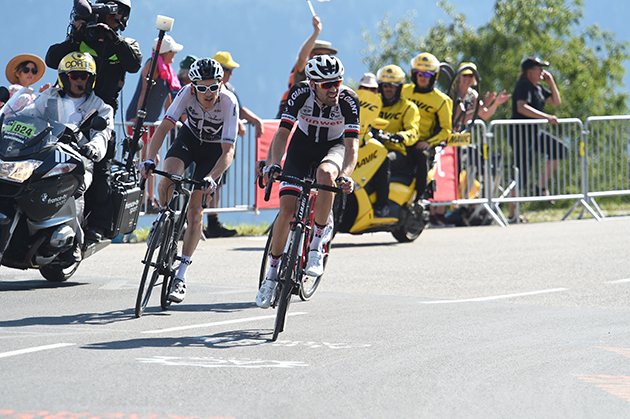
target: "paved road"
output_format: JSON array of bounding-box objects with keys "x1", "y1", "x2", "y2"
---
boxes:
[{"x1": 1, "y1": 217, "x2": 630, "y2": 418}]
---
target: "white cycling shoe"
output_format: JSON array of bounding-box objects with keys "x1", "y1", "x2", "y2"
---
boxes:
[
  {"x1": 304, "y1": 250, "x2": 325, "y2": 277},
  {"x1": 256, "y1": 278, "x2": 278, "y2": 308}
]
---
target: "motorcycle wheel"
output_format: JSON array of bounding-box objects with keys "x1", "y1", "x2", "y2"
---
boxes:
[
  {"x1": 392, "y1": 203, "x2": 427, "y2": 243},
  {"x1": 39, "y1": 261, "x2": 80, "y2": 282}
]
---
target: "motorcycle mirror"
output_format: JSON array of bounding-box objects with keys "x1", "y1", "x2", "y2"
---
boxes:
[
  {"x1": 90, "y1": 116, "x2": 108, "y2": 132},
  {"x1": 0, "y1": 86, "x2": 10, "y2": 104}
]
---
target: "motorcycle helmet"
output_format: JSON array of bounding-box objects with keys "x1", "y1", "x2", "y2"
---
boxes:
[
  {"x1": 305, "y1": 55, "x2": 344, "y2": 81},
  {"x1": 57, "y1": 51, "x2": 97, "y2": 97},
  {"x1": 376, "y1": 64, "x2": 405, "y2": 106},
  {"x1": 95, "y1": 0, "x2": 132, "y2": 30},
  {"x1": 188, "y1": 58, "x2": 224, "y2": 82},
  {"x1": 410, "y1": 52, "x2": 440, "y2": 93}
]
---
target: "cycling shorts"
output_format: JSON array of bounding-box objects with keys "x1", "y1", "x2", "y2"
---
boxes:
[
  {"x1": 279, "y1": 134, "x2": 345, "y2": 197},
  {"x1": 165, "y1": 124, "x2": 223, "y2": 190}
]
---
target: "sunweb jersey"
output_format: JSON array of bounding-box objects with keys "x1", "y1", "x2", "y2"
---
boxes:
[
  {"x1": 280, "y1": 81, "x2": 360, "y2": 142},
  {"x1": 165, "y1": 84, "x2": 239, "y2": 145}
]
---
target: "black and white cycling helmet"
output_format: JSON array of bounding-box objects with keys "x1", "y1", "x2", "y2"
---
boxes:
[
  {"x1": 305, "y1": 55, "x2": 344, "y2": 81},
  {"x1": 188, "y1": 58, "x2": 224, "y2": 82}
]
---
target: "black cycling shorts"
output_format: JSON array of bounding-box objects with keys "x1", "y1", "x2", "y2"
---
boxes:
[
  {"x1": 165, "y1": 124, "x2": 223, "y2": 190},
  {"x1": 279, "y1": 134, "x2": 345, "y2": 197}
]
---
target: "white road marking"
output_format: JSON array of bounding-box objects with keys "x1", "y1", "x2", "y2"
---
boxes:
[
  {"x1": 607, "y1": 278, "x2": 630, "y2": 284},
  {"x1": 419, "y1": 288, "x2": 569, "y2": 304},
  {"x1": 142, "y1": 312, "x2": 308, "y2": 334},
  {"x1": 0, "y1": 343, "x2": 75, "y2": 359}
]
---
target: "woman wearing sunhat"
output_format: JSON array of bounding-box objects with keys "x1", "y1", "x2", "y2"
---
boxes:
[{"x1": 1, "y1": 53, "x2": 50, "y2": 116}]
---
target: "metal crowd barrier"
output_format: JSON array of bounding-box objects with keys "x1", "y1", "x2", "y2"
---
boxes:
[{"x1": 113, "y1": 121, "x2": 257, "y2": 216}]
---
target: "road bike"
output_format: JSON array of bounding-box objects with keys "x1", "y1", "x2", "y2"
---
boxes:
[
  {"x1": 135, "y1": 168, "x2": 209, "y2": 318},
  {"x1": 258, "y1": 167, "x2": 344, "y2": 341}
]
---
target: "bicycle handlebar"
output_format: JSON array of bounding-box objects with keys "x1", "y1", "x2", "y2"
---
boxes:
[
  {"x1": 142, "y1": 164, "x2": 212, "y2": 208},
  {"x1": 260, "y1": 171, "x2": 344, "y2": 202}
]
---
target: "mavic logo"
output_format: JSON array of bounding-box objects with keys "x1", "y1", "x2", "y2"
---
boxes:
[{"x1": 55, "y1": 149, "x2": 71, "y2": 163}]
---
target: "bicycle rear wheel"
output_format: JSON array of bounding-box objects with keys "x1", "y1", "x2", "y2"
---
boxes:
[
  {"x1": 272, "y1": 223, "x2": 302, "y2": 341},
  {"x1": 135, "y1": 212, "x2": 171, "y2": 318}
]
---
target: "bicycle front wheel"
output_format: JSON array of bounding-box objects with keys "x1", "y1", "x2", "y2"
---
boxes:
[
  {"x1": 259, "y1": 219, "x2": 275, "y2": 289},
  {"x1": 160, "y1": 217, "x2": 178, "y2": 311},
  {"x1": 272, "y1": 223, "x2": 302, "y2": 341},
  {"x1": 135, "y1": 212, "x2": 171, "y2": 318}
]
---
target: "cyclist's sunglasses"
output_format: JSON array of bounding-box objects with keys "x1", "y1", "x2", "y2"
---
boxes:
[
  {"x1": 68, "y1": 72, "x2": 89, "y2": 81},
  {"x1": 21, "y1": 67, "x2": 38, "y2": 75},
  {"x1": 194, "y1": 83, "x2": 221, "y2": 93},
  {"x1": 315, "y1": 79, "x2": 342, "y2": 90}
]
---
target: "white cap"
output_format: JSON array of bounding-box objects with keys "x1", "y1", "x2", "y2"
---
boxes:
[
  {"x1": 359, "y1": 72, "x2": 378, "y2": 88},
  {"x1": 153, "y1": 35, "x2": 184, "y2": 54}
]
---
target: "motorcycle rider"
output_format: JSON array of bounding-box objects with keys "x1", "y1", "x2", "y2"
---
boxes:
[
  {"x1": 371, "y1": 64, "x2": 420, "y2": 217},
  {"x1": 256, "y1": 55, "x2": 359, "y2": 308},
  {"x1": 45, "y1": 0, "x2": 142, "y2": 242},
  {"x1": 20, "y1": 51, "x2": 114, "y2": 263},
  {"x1": 402, "y1": 52, "x2": 453, "y2": 224}
]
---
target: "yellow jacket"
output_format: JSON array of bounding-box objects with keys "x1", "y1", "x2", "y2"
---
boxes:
[
  {"x1": 402, "y1": 84, "x2": 453, "y2": 147},
  {"x1": 378, "y1": 95, "x2": 420, "y2": 155}
]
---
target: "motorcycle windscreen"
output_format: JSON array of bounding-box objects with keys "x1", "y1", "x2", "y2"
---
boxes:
[{"x1": 0, "y1": 115, "x2": 67, "y2": 158}]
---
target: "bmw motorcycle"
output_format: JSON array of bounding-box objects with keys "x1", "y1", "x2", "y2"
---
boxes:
[{"x1": 0, "y1": 89, "x2": 141, "y2": 282}]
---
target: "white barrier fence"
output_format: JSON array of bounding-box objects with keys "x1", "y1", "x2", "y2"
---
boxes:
[{"x1": 116, "y1": 115, "x2": 630, "y2": 225}]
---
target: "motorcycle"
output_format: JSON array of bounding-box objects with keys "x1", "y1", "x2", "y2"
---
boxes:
[
  {"x1": 333, "y1": 89, "x2": 431, "y2": 243},
  {"x1": 0, "y1": 87, "x2": 142, "y2": 282}
]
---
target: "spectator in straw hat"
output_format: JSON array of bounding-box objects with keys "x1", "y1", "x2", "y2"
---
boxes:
[
  {"x1": 275, "y1": 14, "x2": 338, "y2": 117},
  {"x1": 0, "y1": 54, "x2": 51, "y2": 116}
]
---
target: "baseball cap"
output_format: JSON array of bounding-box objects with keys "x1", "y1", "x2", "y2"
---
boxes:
[
  {"x1": 521, "y1": 56, "x2": 549, "y2": 71},
  {"x1": 179, "y1": 55, "x2": 198, "y2": 70},
  {"x1": 153, "y1": 35, "x2": 184, "y2": 54},
  {"x1": 213, "y1": 51, "x2": 240, "y2": 69},
  {"x1": 359, "y1": 72, "x2": 378, "y2": 88}
]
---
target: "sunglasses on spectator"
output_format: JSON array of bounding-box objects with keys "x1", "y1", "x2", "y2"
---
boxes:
[
  {"x1": 194, "y1": 83, "x2": 221, "y2": 93},
  {"x1": 462, "y1": 73, "x2": 474, "y2": 78},
  {"x1": 380, "y1": 83, "x2": 398, "y2": 89},
  {"x1": 415, "y1": 71, "x2": 434, "y2": 78},
  {"x1": 68, "y1": 72, "x2": 89, "y2": 81},
  {"x1": 21, "y1": 67, "x2": 38, "y2": 75},
  {"x1": 315, "y1": 79, "x2": 342, "y2": 90}
]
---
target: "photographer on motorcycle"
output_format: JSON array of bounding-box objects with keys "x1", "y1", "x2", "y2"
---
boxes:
[
  {"x1": 20, "y1": 51, "x2": 114, "y2": 264},
  {"x1": 46, "y1": 0, "x2": 142, "y2": 242},
  {"x1": 371, "y1": 65, "x2": 420, "y2": 217}
]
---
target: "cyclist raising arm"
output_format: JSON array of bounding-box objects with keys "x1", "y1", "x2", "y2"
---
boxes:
[
  {"x1": 256, "y1": 55, "x2": 359, "y2": 308},
  {"x1": 141, "y1": 58, "x2": 238, "y2": 303}
]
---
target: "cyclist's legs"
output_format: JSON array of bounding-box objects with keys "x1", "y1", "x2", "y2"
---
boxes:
[
  {"x1": 270, "y1": 194, "x2": 298, "y2": 257},
  {"x1": 313, "y1": 161, "x2": 339, "y2": 226},
  {"x1": 157, "y1": 157, "x2": 185, "y2": 205},
  {"x1": 182, "y1": 190, "x2": 205, "y2": 257}
]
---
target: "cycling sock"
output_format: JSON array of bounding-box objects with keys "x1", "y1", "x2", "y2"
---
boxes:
[
  {"x1": 310, "y1": 222, "x2": 327, "y2": 252},
  {"x1": 266, "y1": 253, "x2": 281, "y2": 281},
  {"x1": 176, "y1": 255, "x2": 192, "y2": 281}
]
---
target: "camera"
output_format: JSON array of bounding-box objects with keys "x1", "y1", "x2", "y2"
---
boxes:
[{"x1": 70, "y1": 1, "x2": 122, "y2": 42}]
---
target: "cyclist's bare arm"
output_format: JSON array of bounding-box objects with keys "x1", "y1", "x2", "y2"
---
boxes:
[
  {"x1": 203, "y1": 142, "x2": 235, "y2": 195},
  {"x1": 265, "y1": 126, "x2": 291, "y2": 179},
  {"x1": 141, "y1": 118, "x2": 176, "y2": 177}
]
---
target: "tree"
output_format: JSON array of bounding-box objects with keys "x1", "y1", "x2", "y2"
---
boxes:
[{"x1": 361, "y1": 0, "x2": 629, "y2": 121}]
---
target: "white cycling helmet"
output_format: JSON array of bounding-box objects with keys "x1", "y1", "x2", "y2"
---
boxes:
[
  {"x1": 188, "y1": 58, "x2": 224, "y2": 82},
  {"x1": 305, "y1": 55, "x2": 344, "y2": 81}
]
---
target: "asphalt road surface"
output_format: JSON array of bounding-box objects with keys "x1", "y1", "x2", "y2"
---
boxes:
[{"x1": 1, "y1": 216, "x2": 630, "y2": 418}]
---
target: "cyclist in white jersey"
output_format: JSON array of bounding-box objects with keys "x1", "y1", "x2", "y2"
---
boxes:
[
  {"x1": 141, "y1": 58, "x2": 239, "y2": 303},
  {"x1": 256, "y1": 55, "x2": 359, "y2": 308}
]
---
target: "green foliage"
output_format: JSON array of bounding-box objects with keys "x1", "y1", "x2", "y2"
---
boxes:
[{"x1": 361, "y1": 0, "x2": 629, "y2": 121}]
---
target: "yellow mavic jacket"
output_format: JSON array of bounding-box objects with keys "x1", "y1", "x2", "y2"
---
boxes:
[
  {"x1": 402, "y1": 84, "x2": 453, "y2": 147},
  {"x1": 378, "y1": 95, "x2": 420, "y2": 155}
]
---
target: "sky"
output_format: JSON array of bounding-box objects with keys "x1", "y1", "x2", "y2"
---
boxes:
[{"x1": 3, "y1": 0, "x2": 629, "y2": 121}]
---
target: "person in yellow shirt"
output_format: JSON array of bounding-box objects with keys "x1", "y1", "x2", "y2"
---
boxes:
[
  {"x1": 371, "y1": 64, "x2": 420, "y2": 217},
  {"x1": 402, "y1": 52, "x2": 453, "y2": 224}
]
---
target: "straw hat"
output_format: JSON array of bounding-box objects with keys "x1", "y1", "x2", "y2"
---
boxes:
[
  {"x1": 312, "y1": 40, "x2": 338, "y2": 55},
  {"x1": 6, "y1": 53, "x2": 46, "y2": 85}
]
